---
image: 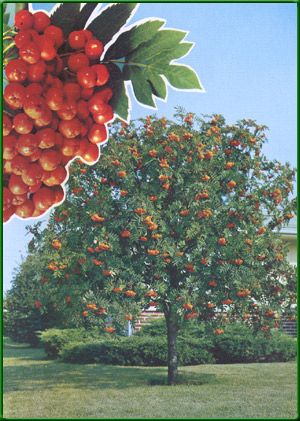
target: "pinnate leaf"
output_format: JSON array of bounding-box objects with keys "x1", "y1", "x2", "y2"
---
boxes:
[
  {"x1": 107, "y1": 63, "x2": 130, "y2": 122},
  {"x1": 51, "y1": 3, "x2": 81, "y2": 37},
  {"x1": 73, "y1": 3, "x2": 98, "y2": 30},
  {"x1": 105, "y1": 19, "x2": 165, "y2": 60},
  {"x1": 87, "y1": 3, "x2": 138, "y2": 46},
  {"x1": 164, "y1": 65, "x2": 203, "y2": 90}
]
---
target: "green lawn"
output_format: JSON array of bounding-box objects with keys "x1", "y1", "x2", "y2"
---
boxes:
[{"x1": 3, "y1": 337, "x2": 297, "y2": 419}]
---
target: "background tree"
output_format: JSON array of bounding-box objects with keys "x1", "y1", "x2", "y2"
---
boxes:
[{"x1": 31, "y1": 110, "x2": 296, "y2": 384}]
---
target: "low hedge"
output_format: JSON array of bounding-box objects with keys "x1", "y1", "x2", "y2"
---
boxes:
[
  {"x1": 60, "y1": 336, "x2": 215, "y2": 366},
  {"x1": 212, "y1": 324, "x2": 297, "y2": 363},
  {"x1": 39, "y1": 328, "x2": 104, "y2": 358},
  {"x1": 41, "y1": 322, "x2": 297, "y2": 365}
]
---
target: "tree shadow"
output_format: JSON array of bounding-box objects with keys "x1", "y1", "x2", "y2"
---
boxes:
[{"x1": 4, "y1": 338, "x2": 218, "y2": 392}]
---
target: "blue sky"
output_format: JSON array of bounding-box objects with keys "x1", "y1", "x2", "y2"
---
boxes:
[{"x1": 3, "y1": 2, "x2": 297, "y2": 292}]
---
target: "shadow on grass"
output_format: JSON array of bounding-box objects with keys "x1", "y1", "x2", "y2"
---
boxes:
[
  {"x1": 4, "y1": 339, "x2": 218, "y2": 392},
  {"x1": 148, "y1": 371, "x2": 216, "y2": 386}
]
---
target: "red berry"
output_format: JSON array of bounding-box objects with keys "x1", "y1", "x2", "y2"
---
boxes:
[
  {"x1": 33, "y1": 11, "x2": 51, "y2": 33},
  {"x1": 23, "y1": 95, "x2": 47, "y2": 119},
  {"x1": 13, "y1": 113, "x2": 34, "y2": 134},
  {"x1": 36, "y1": 128, "x2": 56, "y2": 149},
  {"x1": 85, "y1": 39, "x2": 104, "y2": 59},
  {"x1": 3, "y1": 114, "x2": 12, "y2": 136},
  {"x1": 3, "y1": 135, "x2": 18, "y2": 160},
  {"x1": 28, "y1": 60, "x2": 46, "y2": 82},
  {"x1": 77, "y1": 100, "x2": 90, "y2": 119},
  {"x1": 45, "y1": 87, "x2": 64, "y2": 111},
  {"x1": 15, "y1": 199, "x2": 35, "y2": 218},
  {"x1": 15, "y1": 10, "x2": 34, "y2": 30},
  {"x1": 44, "y1": 25, "x2": 64, "y2": 48},
  {"x1": 15, "y1": 30, "x2": 32, "y2": 48},
  {"x1": 57, "y1": 100, "x2": 77, "y2": 120},
  {"x1": 16, "y1": 134, "x2": 39, "y2": 157},
  {"x1": 33, "y1": 187, "x2": 55, "y2": 211},
  {"x1": 26, "y1": 83, "x2": 43, "y2": 97},
  {"x1": 93, "y1": 104, "x2": 114, "y2": 124},
  {"x1": 34, "y1": 108, "x2": 53, "y2": 128},
  {"x1": 67, "y1": 53, "x2": 89, "y2": 73},
  {"x1": 39, "y1": 150, "x2": 62, "y2": 171},
  {"x1": 10, "y1": 155, "x2": 30, "y2": 175},
  {"x1": 77, "y1": 67, "x2": 96, "y2": 88},
  {"x1": 28, "y1": 180, "x2": 42, "y2": 193},
  {"x1": 12, "y1": 193, "x2": 27, "y2": 206},
  {"x1": 88, "y1": 124, "x2": 107, "y2": 144},
  {"x1": 52, "y1": 185, "x2": 64, "y2": 204},
  {"x1": 19, "y1": 42, "x2": 41, "y2": 64},
  {"x1": 80, "y1": 142, "x2": 100, "y2": 164},
  {"x1": 5, "y1": 59, "x2": 28, "y2": 82},
  {"x1": 4, "y1": 82, "x2": 26, "y2": 109},
  {"x1": 8, "y1": 174, "x2": 29, "y2": 195},
  {"x1": 68, "y1": 31, "x2": 86, "y2": 49},
  {"x1": 63, "y1": 83, "x2": 81, "y2": 101},
  {"x1": 81, "y1": 87, "x2": 94, "y2": 100},
  {"x1": 21, "y1": 163, "x2": 44, "y2": 186},
  {"x1": 60, "y1": 138, "x2": 80, "y2": 157},
  {"x1": 39, "y1": 35, "x2": 56, "y2": 61},
  {"x1": 91, "y1": 64, "x2": 110, "y2": 86},
  {"x1": 82, "y1": 30, "x2": 93, "y2": 41},
  {"x1": 42, "y1": 165, "x2": 67, "y2": 186},
  {"x1": 59, "y1": 118, "x2": 82, "y2": 138}
]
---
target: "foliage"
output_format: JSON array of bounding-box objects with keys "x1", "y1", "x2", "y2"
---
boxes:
[
  {"x1": 211, "y1": 324, "x2": 297, "y2": 363},
  {"x1": 60, "y1": 336, "x2": 215, "y2": 366},
  {"x1": 40, "y1": 327, "x2": 111, "y2": 358},
  {"x1": 55, "y1": 321, "x2": 296, "y2": 365},
  {"x1": 4, "y1": 253, "x2": 68, "y2": 346},
  {"x1": 32, "y1": 111, "x2": 296, "y2": 336}
]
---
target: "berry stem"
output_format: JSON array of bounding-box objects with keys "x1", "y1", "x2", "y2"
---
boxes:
[{"x1": 3, "y1": 42, "x2": 15, "y2": 55}]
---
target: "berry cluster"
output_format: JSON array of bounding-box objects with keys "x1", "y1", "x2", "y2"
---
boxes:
[{"x1": 3, "y1": 9, "x2": 113, "y2": 222}]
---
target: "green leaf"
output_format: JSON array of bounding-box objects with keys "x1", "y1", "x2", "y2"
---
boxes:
[
  {"x1": 87, "y1": 3, "x2": 138, "y2": 46},
  {"x1": 107, "y1": 63, "x2": 129, "y2": 122},
  {"x1": 51, "y1": 3, "x2": 81, "y2": 37},
  {"x1": 163, "y1": 65, "x2": 203, "y2": 90},
  {"x1": 147, "y1": 72, "x2": 167, "y2": 100},
  {"x1": 117, "y1": 28, "x2": 201, "y2": 108},
  {"x1": 126, "y1": 66, "x2": 155, "y2": 108},
  {"x1": 128, "y1": 30, "x2": 188, "y2": 64},
  {"x1": 105, "y1": 19, "x2": 165, "y2": 60},
  {"x1": 72, "y1": 3, "x2": 98, "y2": 31}
]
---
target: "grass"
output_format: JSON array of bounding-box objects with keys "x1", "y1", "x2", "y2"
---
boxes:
[{"x1": 3, "y1": 337, "x2": 297, "y2": 419}]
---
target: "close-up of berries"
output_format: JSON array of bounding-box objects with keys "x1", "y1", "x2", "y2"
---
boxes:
[{"x1": 3, "y1": 9, "x2": 113, "y2": 222}]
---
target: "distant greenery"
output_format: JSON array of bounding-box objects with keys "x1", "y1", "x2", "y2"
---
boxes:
[{"x1": 3, "y1": 337, "x2": 297, "y2": 419}]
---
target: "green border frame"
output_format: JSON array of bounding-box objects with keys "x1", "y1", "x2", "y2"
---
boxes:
[{"x1": 0, "y1": 1, "x2": 298, "y2": 420}]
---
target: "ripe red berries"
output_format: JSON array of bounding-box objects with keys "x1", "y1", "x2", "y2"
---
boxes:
[{"x1": 3, "y1": 11, "x2": 113, "y2": 222}]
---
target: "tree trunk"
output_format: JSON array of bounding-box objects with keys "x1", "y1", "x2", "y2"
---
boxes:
[{"x1": 165, "y1": 306, "x2": 179, "y2": 385}]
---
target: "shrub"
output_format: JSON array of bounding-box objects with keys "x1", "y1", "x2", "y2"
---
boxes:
[
  {"x1": 212, "y1": 324, "x2": 297, "y2": 363},
  {"x1": 40, "y1": 328, "x2": 104, "y2": 358},
  {"x1": 60, "y1": 336, "x2": 215, "y2": 365}
]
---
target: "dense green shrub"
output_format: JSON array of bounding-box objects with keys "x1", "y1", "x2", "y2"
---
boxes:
[
  {"x1": 212, "y1": 324, "x2": 297, "y2": 363},
  {"x1": 60, "y1": 336, "x2": 215, "y2": 366},
  {"x1": 40, "y1": 328, "x2": 105, "y2": 358}
]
